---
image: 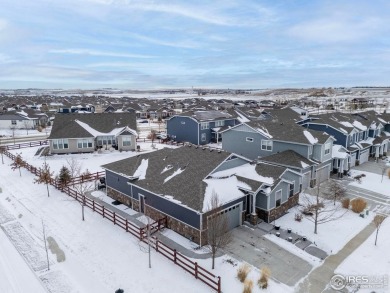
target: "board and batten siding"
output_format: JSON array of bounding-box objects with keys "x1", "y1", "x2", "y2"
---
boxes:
[
  {"x1": 268, "y1": 181, "x2": 289, "y2": 210},
  {"x1": 305, "y1": 123, "x2": 348, "y2": 147},
  {"x1": 167, "y1": 116, "x2": 199, "y2": 145},
  {"x1": 105, "y1": 170, "x2": 201, "y2": 229},
  {"x1": 116, "y1": 135, "x2": 136, "y2": 151}
]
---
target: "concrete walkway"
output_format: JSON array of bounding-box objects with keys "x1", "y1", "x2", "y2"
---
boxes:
[{"x1": 295, "y1": 221, "x2": 376, "y2": 293}]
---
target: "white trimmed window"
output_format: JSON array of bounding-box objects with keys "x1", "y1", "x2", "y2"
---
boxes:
[
  {"x1": 52, "y1": 139, "x2": 69, "y2": 149},
  {"x1": 122, "y1": 136, "x2": 131, "y2": 146},
  {"x1": 261, "y1": 140, "x2": 272, "y2": 151},
  {"x1": 246, "y1": 137, "x2": 254, "y2": 142},
  {"x1": 275, "y1": 189, "x2": 282, "y2": 207},
  {"x1": 11, "y1": 120, "x2": 16, "y2": 125},
  {"x1": 215, "y1": 120, "x2": 224, "y2": 127},
  {"x1": 289, "y1": 183, "x2": 294, "y2": 197},
  {"x1": 97, "y1": 136, "x2": 114, "y2": 146},
  {"x1": 200, "y1": 122, "x2": 209, "y2": 130},
  {"x1": 201, "y1": 133, "x2": 206, "y2": 141},
  {"x1": 324, "y1": 143, "x2": 331, "y2": 155},
  {"x1": 77, "y1": 138, "x2": 93, "y2": 149}
]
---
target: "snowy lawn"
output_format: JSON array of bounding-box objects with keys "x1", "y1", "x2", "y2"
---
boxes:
[
  {"x1": 349, "y1": 170, "x2": 390, "y2": 196},
  {"x1": 335, "y1": 218, "x2": 390, "y2": 292},
  {"x1": 1, "y1": 149, "x2": 294, "y2": 293},
  {"x1": 268, "y1": 194, "x2": 374, "y2": 254},
  {"x1": 0, "y1": 127, "x2": 51, "y2": 138}
]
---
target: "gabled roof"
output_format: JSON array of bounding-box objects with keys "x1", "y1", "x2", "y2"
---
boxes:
[
  {"x1": 102, "y1": 146, "x2": 231, "y2": 212},
  {"x1": 258, "y1": 150, "x2": 315, "y2": 170},
  {"x1": 177, "y1": 109, "x2": 238, "y2": 122},
  {"x1": 48, "y1": 112, "x2": 137, "y2": 139}
]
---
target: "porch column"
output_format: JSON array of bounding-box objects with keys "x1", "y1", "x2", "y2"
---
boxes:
[{"x1": 250, "y1": 193, "x2": 258, "y2": 225}]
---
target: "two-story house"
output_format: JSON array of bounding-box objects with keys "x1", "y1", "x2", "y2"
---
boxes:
[
  {"x1": 101, "y1": 145, "x2": 302, "y2": 245},
  {"x1": 166, "y1": 109, "x2": 240, "y2": 145}
]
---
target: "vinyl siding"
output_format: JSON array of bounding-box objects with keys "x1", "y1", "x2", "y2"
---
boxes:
[
  {"x1": 50, "y1": 138, "x2": 94, "y2": 154},
  {"x1": 167, "y1": 116, "x2": 199, "y2": 145},
  {"x1": 305, "y1": 123, "x2": 348, "y2": 147}
]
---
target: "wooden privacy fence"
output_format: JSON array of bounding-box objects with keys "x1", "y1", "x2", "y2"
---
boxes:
[
  {"x1": 2, "y1": 148, "x2": 222, "y2": 293},
  {"x1": 0, "y1": 140, "x2": 48, "y2": 150}
]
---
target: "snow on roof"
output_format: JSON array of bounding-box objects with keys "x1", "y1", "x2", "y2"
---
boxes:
[
  {"x1": 303, "y1": 130, "x2": 318, "y2": 144},
  {"x1": 339, "y1": 121, "x2": 354, "y2": 128},
  {"x1": 164, "y1": 168, "x2": 185, "y2": 183},
  {"x1": 75, "y1": 120, "x2": 128, "y2": 137},
  {"x1": 235, "y1": 110, "x2": 250, "y2": 123},
  {"x1": 369, "y1": 122, "x2": 377, "y2": 130},
  {"x1": 352, "y1": 121, "x2": 367, "y2": 131},
  {"x1": 202, "y1": 177, "x2": 246, "y2": 212},
  {"x1": 378, "y1": 117, "x2": 387, "y2": 124},
  {"x1": 332, "y1": 145, "x2": 348, "y2": 159},
  {"x1": 17, "y1": 110, "x2": 28, "y2": 117},
  {"x1": 133, "y1": 159, "x2": 148, "y2": 180},
  {"x1": 301, "y1": 161, "x2": 310, "y2": 168},
  {"x1": 256, "y1": 126, "x2": 273, "y2": 139},
  {"x1": 210, "y1": 164, "x2": 274, "y2": 185},
  {"x1": 339, "y1": 127, "x2": 348, "y2": 134}
]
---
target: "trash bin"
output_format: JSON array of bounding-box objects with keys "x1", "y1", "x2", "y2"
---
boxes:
[
  {"x1": 287, "y1": 237, "x2": 292, "y2": 242},
  {"x1": 276, "y1": 232, "x2": 280, "y2": 237},
  {"x1": 366, "y1": 209, "x2": 369, "y2": 216},
  {"x1": 302, "y1": 236, "x2": 307, "y2": 241},
  {"x1": 287, "y1": 228, "x2": 292, "y2": 233}
]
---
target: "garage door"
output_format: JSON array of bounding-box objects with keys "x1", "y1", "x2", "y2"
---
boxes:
[
  {"x1": 317, "y1": 165, "x2": 330, "y2": 183},
  {"x1": 349, "y1": 154, "x2": 356, "y2": 168},
  {"x1": 360, "y1": 150, "x2": 369, "y2": 164},
  {"x1": 302, "y1": 172, "x2": 311, "y2": 190},
  {"x1": 215, "y1": 202, "x2": 242, "y2": 230}
]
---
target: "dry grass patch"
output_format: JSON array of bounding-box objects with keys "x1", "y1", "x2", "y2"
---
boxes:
[
  {"x1": 258, "y1": 267, "x2": 271, "y2": 289},
  {"x1": 237, "y1": 263, "x2": 251, "y2": 283},
  {"x1": 243, "y1": 279, "x2": 253, "y2": 293},
  {"x1": 351, "y1": 198, "x2": 367, "y2": 213}
]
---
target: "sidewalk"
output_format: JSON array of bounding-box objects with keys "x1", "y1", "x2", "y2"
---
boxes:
[{"x1": 295, "y1": 221, "x2": 376, "y2": 293}]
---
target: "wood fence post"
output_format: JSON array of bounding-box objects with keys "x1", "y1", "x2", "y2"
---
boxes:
[
  {"x1": 174, "y1": 249, "x2": 177, "y2": 264},
  {"x1": 113, "y1": 212, "x2": 116, "y2": 225},
  {"x1": 102, "y1": 206, "x2": 105, "y2": 218},
  {"x1": 156, "y1": 239, "x2": 159, "y2": 252},
  {"x1": 195, "y1": 262, "x2": 198, "y2": 279},
  {"x1": 93, "y1": 201, "x2": 95, "y2": 211},
  {"x1": 126, "y1": 219, "x2": 128, "y2": 232},
  {"x1": 218, "y1": 276, "x2": 221, "y2": 293}
]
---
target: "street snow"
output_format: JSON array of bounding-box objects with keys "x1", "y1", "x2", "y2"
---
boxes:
[{"x1": 349, "y1": 170, "x2": 390, "y2": 196}]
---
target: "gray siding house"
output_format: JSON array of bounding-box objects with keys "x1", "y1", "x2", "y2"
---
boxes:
[
  {"x1": 101, "y1": 145, "x2": 302, "y2": 245},
  {"x1": 47, "y1": 112, "x2": 137, "y2": 154},
  {"x1": 166, "y1": 109, "x2": 239, "y2": 145}
]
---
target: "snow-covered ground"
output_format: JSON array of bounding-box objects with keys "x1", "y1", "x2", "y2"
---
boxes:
[
  {"x1": 349, "y1": 170, "x2": 390, "y2": 196},
  {"x1": 335, "y1": 218, "x2": 390, "y2": 292},
  {"x1": 267, "y1": 194, "x2": 374, "y2": 254},
  {"x1": 0, "y1": 127, "x2": 50, "y2": 138},
  {"x1": 1, "y1": 145, "x2": 294, "y2": 293}
]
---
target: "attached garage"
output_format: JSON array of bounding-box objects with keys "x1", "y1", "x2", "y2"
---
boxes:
[
  {"x1": 212, "y1": 202, "x2": 242, "y2": 230},
  {"x1": 302, "y1": 171, "x2": 311, "y2": 190},
  {"x1": 349, "y1": 153, "x2": 356, "y2": 167},
  {"x1": 316, "y1": 164, "x2": 331, "y2": 183},
  {"x1": 359, "y1": 150, "x2": 369, "y2": 164}
]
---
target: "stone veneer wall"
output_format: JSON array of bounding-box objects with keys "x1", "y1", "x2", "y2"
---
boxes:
[
  {"x1": 107, "y1": 187, "x2": 203, "y2": 245},
  {"x1": 256, "y1": 193, "x2": 299, "y2": 223}
]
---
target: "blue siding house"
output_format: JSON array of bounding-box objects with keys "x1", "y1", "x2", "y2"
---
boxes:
[{"x1": 167, "y1": 109, "x2": 240, "y2": 145}]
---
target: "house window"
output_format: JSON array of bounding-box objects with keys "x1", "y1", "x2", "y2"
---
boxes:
[
  {"x1": 77, "y1": 139, "x2": 93, "y2": 148},
  {"x1": 97, "y1": 136, "x2": 114, "y2": 146},
  {"x1": 359, "y1": 132, "x2": 363, "y2": 140},
  {"x1": 246, "y1": 137, "x2": 253, "y2": 142},
  {"x1": 52, "y1": 139, "x2": 69, "y2": 149},
  {"x1": 289, "y1": 184, "x2": 294, "y2": 197},
  {"x1": 201, "y1": 133, "x2": 206, "y2": 142},
  {"x1": 200, "y1": 122, "x2": 209, "y2": 130},
  {"x1": 275, "y1": 189, "x2": 282, "y2": 207},
  {"x1": 11, "y1": 120, "x2": 17, "y2": 125},
  {"x1": 181, "y1": 121, "x2": 186, "y2": 125},
  {"x1": 324, "y1": 143, "x2": 331, "y2": 155},
  {"x1": 261, "y1": 140, "x2": 272, "y2": 151},
  {"x1": 122, "y1": 137, "x2": 131, "y2": 146},
  {"x1": 215, "y1": 120, "x2": 224, "y2": 127}
]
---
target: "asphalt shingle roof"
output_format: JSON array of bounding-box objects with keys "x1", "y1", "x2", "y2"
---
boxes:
[
  {"x1": 259, "y1": 150, "x2": 315, "y2": 170},
  {"x1": 101, "y1": 146, "x2": 231, "y2": 212},
  {"x1": 48, "y1": 112, "x2": 137, "y2": 139}
]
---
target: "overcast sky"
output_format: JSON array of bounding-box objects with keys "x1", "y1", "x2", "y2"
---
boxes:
[{"x1": 1, "y1": 0, "x2": 389, "y2": 89}]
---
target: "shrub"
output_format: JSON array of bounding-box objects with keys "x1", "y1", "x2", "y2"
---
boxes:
[
  {"x1": 351, "y1": 198, "x2": 367, "y2": 213},
  {"x1": 295, "y1": 213, "x2": 303, "y2": 221},
  {"x1": 243, "y1": 279, "x2": 253, "y2": 293},
  {"x1": 342, "y1": 198, "x2": 350, "y2": 209},
  {"x1": 237, "y1": 263, "x2": 251, "y2": 283},
  {"x1": 258, "y1": 267, "x2": 271, "y2": 289}
]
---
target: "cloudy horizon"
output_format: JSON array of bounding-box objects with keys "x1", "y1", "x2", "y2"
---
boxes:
[{"x1": 1, "y1": 0, "x2": 389, "y2": 90}]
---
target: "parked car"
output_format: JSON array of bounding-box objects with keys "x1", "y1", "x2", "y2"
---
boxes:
[
  {"x1": 156, "y1": 132, "x2": 167, "y2": 139},
  {"x1": 138, "y1": 120, "x2": 149, "y2": 123}
]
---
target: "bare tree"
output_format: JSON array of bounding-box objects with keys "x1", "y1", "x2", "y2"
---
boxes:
[
  {"x1": 34, "y1": 157, "x2": 54, "y2": 197},
  {"x1": 322, "y1": 180, "x2": 347, "y2": 205},
  {"x1": 66, "y1": 157, "x2": 82, "y2": 183},
  {"x1": 301, "y1": 180, "x2": 347, "y2": 234},
  {"x1": 147, "y1": 130, "x2": 157, "y2": 148},
  {"x1": 72, "y1": 169, "x2": 95, "y2": 221},
  {"x1": 11, "y1": 153, "x2": 25, "y2": 176},
  {"x1": 206, "y1": 191, "x2": 232, "y2": 269},
  {"x1": 374, "y1": 214, "x2": 387, "y2": 246},
  {"x1": 22, "y1": 120, "x2": 31, "y2": 135}
]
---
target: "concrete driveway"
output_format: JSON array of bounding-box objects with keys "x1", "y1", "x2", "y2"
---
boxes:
[{"x1": 224, "y1": 226, "x2": 313, "y2": 286}]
